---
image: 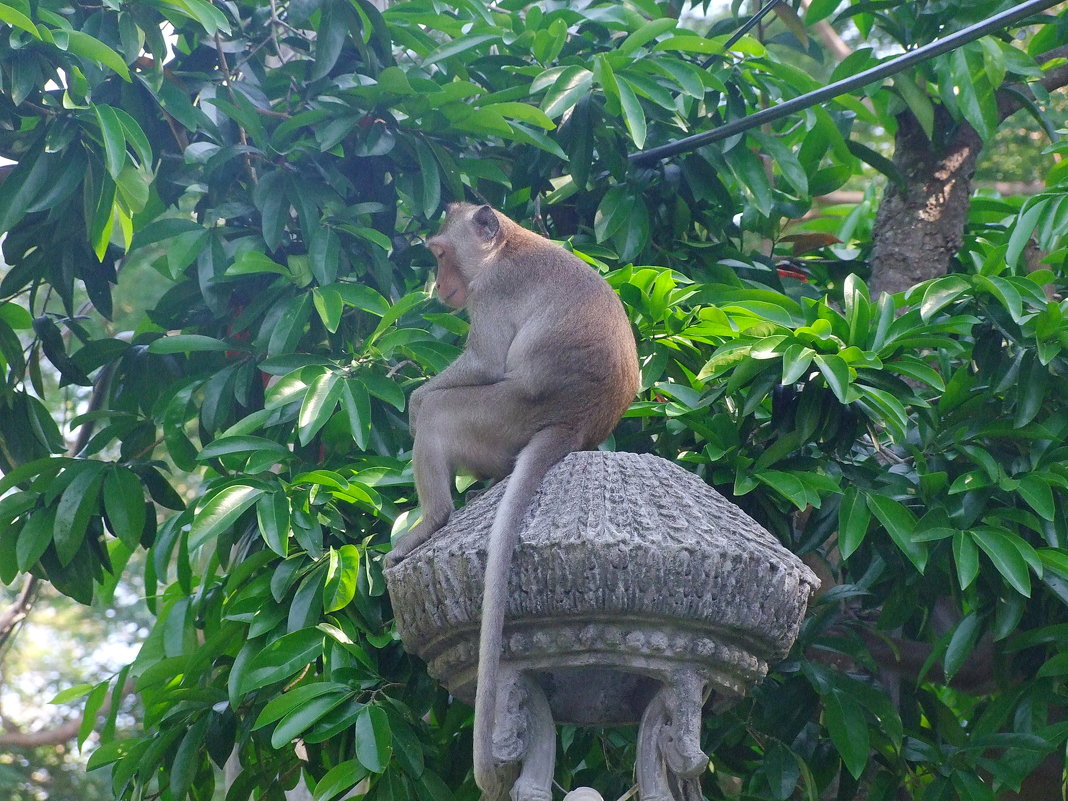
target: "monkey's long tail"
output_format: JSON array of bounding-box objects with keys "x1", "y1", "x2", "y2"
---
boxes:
[{"x1": 472, "y1": 427, "x2": 577, "y2": 799}]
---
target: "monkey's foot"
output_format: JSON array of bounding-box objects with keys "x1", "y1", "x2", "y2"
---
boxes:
[{"x1": 384, "y1": 531, "x2": 429, "y2": 568}]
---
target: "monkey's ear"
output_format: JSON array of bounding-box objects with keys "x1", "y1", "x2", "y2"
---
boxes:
[{"x1": 473, "y1": 205, "x2": 500, "y2": 241}]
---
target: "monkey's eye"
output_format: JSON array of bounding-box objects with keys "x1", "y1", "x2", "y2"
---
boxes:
[{"x1": 428, "y1": 243, "x2": 445, "y2": 259}]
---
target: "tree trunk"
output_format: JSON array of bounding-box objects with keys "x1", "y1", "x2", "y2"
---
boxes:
[
  {"x1": 869, "y1": 109, "x2": 982, "y2": 296},
  {"x1": 869, "y1": 47, "x2": 1068, "y2": 296}
]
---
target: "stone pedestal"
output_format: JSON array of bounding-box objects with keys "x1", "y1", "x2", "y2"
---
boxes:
[{"x1": 384, "y1": 451, "x2": 819, "y2": 801}]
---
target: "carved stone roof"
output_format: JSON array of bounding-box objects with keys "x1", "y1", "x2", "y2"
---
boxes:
[{"x1": 385, "y1": 451, "x2": 819, "y2": 720}]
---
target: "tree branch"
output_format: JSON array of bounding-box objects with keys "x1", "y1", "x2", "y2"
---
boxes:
[
  {"x1": 0, "y1": 680, "x2": 133, "y2": 749},
  {"x1": 0, "y1": 576, "x2": 39, "y2": 652},
  {"x1": 996, "y1": 45, "x2": 1068, "y2": 122}
]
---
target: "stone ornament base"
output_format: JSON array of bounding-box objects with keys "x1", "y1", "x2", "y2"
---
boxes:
[{"x1": 385, "y1": 452, "x2": 819, "y2": 800}]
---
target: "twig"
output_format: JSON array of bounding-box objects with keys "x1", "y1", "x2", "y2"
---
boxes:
[
  {"x1": 214, "y1": 33, "x2": 259, "y2": 185},
  {"x1": 0, "y1": 577, "x2": 40, "y2": 654}
]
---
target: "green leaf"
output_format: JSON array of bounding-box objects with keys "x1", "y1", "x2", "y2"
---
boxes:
[
  {"x1": 323, "y1": 544, "x2": 360, "y2": 612},
  {"x1": 920, "y1": 275, "x2": 970, "y2": 321},
  {"x1": 299, "y1": 371, "x2": 344, "y2": 446},
  {"x1": 756, "y1": 470, "x2": 811, "y2": 510},
  {"x1": 1014, "y1": 354, "x2": 1047, "y2": 428},
  {"x1": 189, "y1": 484, "x2": 264, "y2": 550},
  {"x1": 313, "y1": 287, "x2": 344, "y2": 334},
  {"x1": 1007, "y1": 201, "x2": 1045, "y2": 268},
  {"x1": 77, "y1": 681, "x2": 109, "y2": 749},
  {"x1": 256, "y1": 491, "x2": 290, "y2": 556},
  {"x1": 310, "y1": 229, "x2": 341, "y2": 285},
  {"x1": 944, "y1": 612, "x2": 981, "y2": 683},
  {"x1": 973, "y1": 275, "x2": 1023, "y2": 323},
  {"x1": 953, "y1": 531, "x2": 980, "y2": 590},
  {"x1": 103, "y1": 466, "x2": 146, "y2": 550},
  {"x1": 824, "y1": 688, "x2": 868, "y2": 780},
  {"x1": 846, "y1": 140, "x2": 905, "y2": 190},
  {"x1": 311, "y1": 0, "x2": 346, "y2": 80},
  {"x1": 0, "y1": 147, "x2": 52, "y2": 234},
  {"x1": 0, "y1": 301, "x2": 33, "y2": 330},
  {"x1": 354, "y1": 705, "x2": 392, "y2": 773},
  {"x1": 1038, "y1": 548, "x2": 1068, "y2": 579},
  {"x1": 66, "y1": 31, "x2": 130, "y2": 81},
  {"x1": 891, "y1": 73, "x2": 934, "y2": 139},
  {"x1": 412, "y1": 138, "x2": 441, "y2": 219},
  {"x1": 315, "y1": 759, "x2": 370, "y2": 801},
  {"x1": 50, "y1": 683, "x2": 95, "y2": 705},
  {"x1": 1018, "y1": 474, "x2": 1055, "y2": 521},
  {"x1": 951, "y1": 771, "x2": 997, "y2": 801},
  {"x1": 268, "y1": 293, "x2": 312, "y2": 356},
  {"x1": 762, "y1": 741, "x2": 800, "y2": 801},
  {"x1": 594, "y1": 186, "x2": 633, "y2": 243},
  {"x1": 17, "y1": 505, "x2": 57, "y2": 571},
  {"x1": 239, "y1": 628, "x2": 324, "y2": 695},
  {"x1": 170, "y1": 716, "x2": 209, "y2": 799},
  {"x1": 254, "y1": 682, "x2": 349, "y2": 730},
  {"x1": 838, "y1": 488, "x2": 871, "y2": 559},
  {"x1": 617, "y1": 18, "x2": 676, "y2": 56},
  {"x1": 0, "y1": 3, "x2": 40, "y2": 38},
  {"x1": 359, "y1": 373, "x2": 406, "y2": 411},
  {"x1": 271, "y1": 692, "x2": 349, "y2": 749},
  {"x1": 54, "y1": 462, "x2": 106, "y2": 566},
  {"x1": 781, "y1": 344, "x2": 815, "y2": 384},
  {"x1": 226, "y1": 251, "x2": 290, "y2": 278},
  {"x1": 867, "y1": 495, "x2": 926, "y2": 572},
  {"x1": 616, "y1": 77, "x2": 647, "y2": 149},
  {"x1": 805, "y1": 0, "x2": 842, "y2": 24},
  {"x1": 482, "y1": 102, "x2": 555, "y2": 131},
  {"x1": 148, "y1": 334, "x2": 232, "y2": 354},
  {"x1": 972, "y1": 529, "x2": 1031, "y2": 597},
  {"x1": 112, "y1": 108, "x2": 152, "y2": 168},
  {"x1": 199, "y1": 435, "x2": 290, "y2": 462},
  {"x1": 1038, "y1": 653, "x2": 1068, "y2": 678},
  {"x1": 342, "y1": 379, "x2": 371, "y2": 450},
  {"x1": 541, "y1": 66, "x2": 593, "y2": 119},
  {"x1": 727, "y1": 143, "x2": 772, "y2": 216},
  {"x1": 814, "y1": 354, "x2": 851, "y2": 404},
  {"x1": 91, "y1": 104, "x2": 127, "y2": 179},
  {"x1": 424, "y1": 33, "x2": 498, "y2": 67}
]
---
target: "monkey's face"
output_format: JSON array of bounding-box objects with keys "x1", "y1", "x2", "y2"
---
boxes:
[
  {"x1": 426, "y1": 204, "x2": 502, "y2": 310},
  {"x1": 427, "y1": 238, "x2": 469, "y2": 309}
]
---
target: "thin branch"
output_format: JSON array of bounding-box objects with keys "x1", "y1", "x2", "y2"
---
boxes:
[
  {"x1": 798, "y1": 0, "x2": 851, "y2": 60},
  {"x1": 0, "y1": 577, "x2": 40, "y2": 654},
  {"x1": 0, "y1": 680, "x2": 134, "y2": 749},
  {"x1": 996, "y1": 44, "x2": 1068, "y2": 123},
  {"x1": 214, "y1": 33, "x2": 259, "y2": 185}
]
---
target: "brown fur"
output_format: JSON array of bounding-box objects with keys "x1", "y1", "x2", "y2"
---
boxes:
[{"x1": 389, "y1": 204, "x2": 638, "y2": 797}]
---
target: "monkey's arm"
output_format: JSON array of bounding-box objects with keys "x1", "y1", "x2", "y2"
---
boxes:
[{"x1": 410, "y1": 317, "x2": 515, "y2": 434}]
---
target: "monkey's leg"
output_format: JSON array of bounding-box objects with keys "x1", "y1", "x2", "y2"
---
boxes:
[{"x1": 389, "y1": 382, "x2": 537, "y2": 565}]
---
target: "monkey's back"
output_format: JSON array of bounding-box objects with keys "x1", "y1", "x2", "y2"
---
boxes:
[{"x1": 497, "y1": 242, "x2": 638, "y2": 448}]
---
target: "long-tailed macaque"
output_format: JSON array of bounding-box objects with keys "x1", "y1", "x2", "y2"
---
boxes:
[{"x1": 388, "y1": 203, "x2": 639, "y2": 797}]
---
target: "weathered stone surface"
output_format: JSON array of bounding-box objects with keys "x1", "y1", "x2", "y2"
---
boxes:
[{"x1": 385, "y1": 451, "x2": 819, "y2": 724}]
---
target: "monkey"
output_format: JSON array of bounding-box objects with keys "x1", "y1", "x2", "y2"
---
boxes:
[{"x1": 386, "y1": 203, "x2": 639, "y2": 798}]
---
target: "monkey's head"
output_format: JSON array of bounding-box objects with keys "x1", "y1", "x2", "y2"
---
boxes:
[{"x1": 426, "y1": 203, "x2": 502, "y2": 309}]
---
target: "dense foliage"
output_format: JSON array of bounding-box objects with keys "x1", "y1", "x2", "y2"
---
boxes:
[{"x1": 1, "y1": 0, "x2": 1067, "y2": 799}]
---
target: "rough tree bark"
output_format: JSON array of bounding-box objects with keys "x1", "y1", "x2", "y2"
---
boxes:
[{"x1": 870, "y1": 48, "x2": 1068, "y2": 295}]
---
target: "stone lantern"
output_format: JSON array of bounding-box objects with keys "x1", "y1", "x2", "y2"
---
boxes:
[{"x1": 384, "y1": 451, "x2": 819, "y2": 801}]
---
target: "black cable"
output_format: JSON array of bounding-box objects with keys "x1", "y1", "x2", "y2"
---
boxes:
[
  {"x1": 702, "y1": 0, "x2": 785, "y2": 69},
  {"x1": 630, "y1": 0, "x2": 1063, "y2": 167}
]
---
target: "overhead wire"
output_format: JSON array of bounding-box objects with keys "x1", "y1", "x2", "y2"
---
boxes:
[{"x1": 629, "y1": 0, "x2": 1064, "y2": 167}]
